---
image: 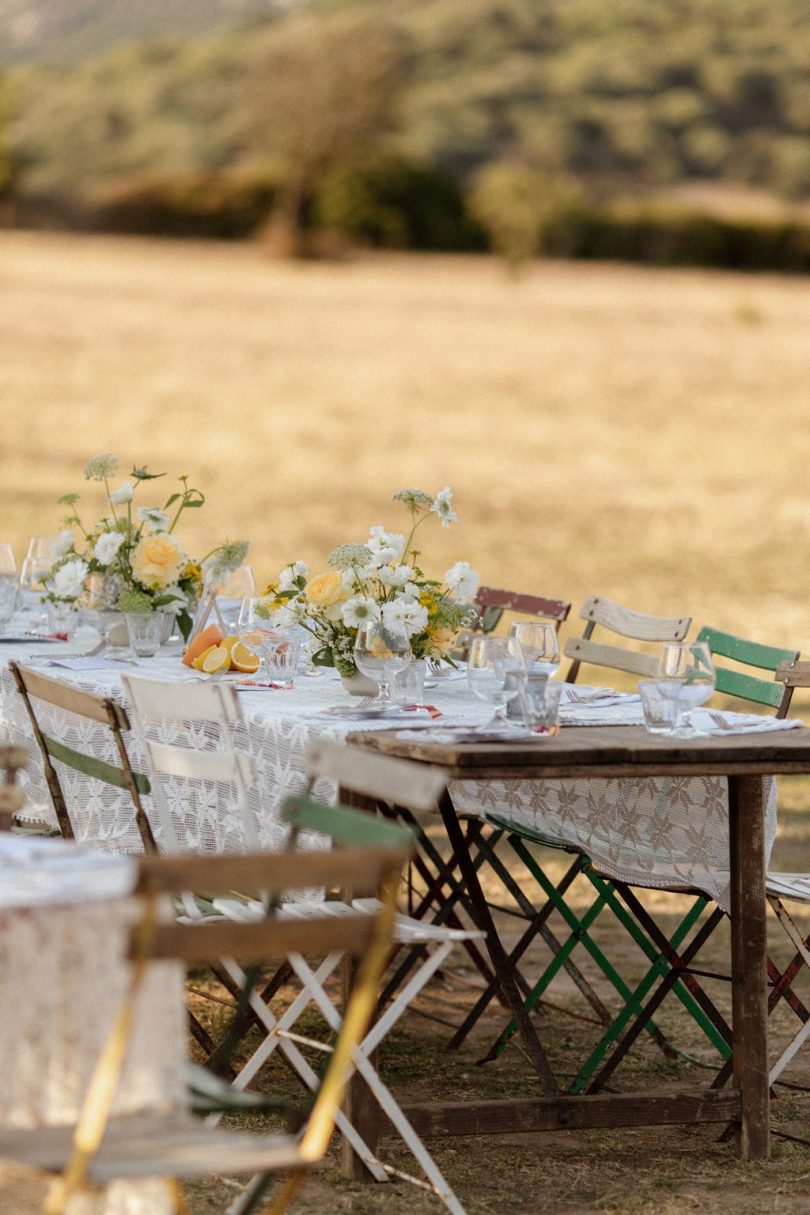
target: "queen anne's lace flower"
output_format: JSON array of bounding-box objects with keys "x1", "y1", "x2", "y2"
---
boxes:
[
  {"x1": 203, "y1": 541, "x2": 249, "y2": 586},
  {"x1": 392, "y1": 489, "x2": 433, "y2": 511},
  {"x1": 84, "y1": 453, "x2": 118, "y2": 482},
  {"x1": 328, "y1": 543, "x2": 373, "y2": 571}
]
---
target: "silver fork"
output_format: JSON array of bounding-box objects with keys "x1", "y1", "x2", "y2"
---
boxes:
[{"x1": 709, "y1": 711, "x2": 732, "y2": 730}]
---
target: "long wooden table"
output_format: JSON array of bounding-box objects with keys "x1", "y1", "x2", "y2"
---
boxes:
[{"x1": 346, "y1": 724, "x2": 810, "y2": 1162}]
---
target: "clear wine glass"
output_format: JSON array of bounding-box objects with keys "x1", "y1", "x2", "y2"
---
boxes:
[
  {"x1": 236, "y1": 596, "x2": 278, "y2": 677},
  {"x1": 467, "y1": 636, "x2": 526, "y2": 727},
  {"x1": 656, "y1": 641, "x2": 716, "y2": 737},
  {"x1": 20, "y1": 536, "x2": 57, "y2": 626},
  {"x1": 0, "y1": 544, "x2": 18, "y2": 628},
  {"x1": 354, "y1": 620, "x2": 411, "y2": 705},
  {"x1": 509, "y1": 620, "x2": 560, "y2": 678}
]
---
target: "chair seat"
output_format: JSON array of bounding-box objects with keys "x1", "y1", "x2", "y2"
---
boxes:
[
  {"x1": 0, "y1": 1113, "x2": 314, "y2": 1183},
  {"x1": 213, "y1": 894, "x2": 485, "y2": 944}
]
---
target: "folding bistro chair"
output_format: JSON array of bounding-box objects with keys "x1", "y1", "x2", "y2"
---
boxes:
[
  {"x1": 568, "y1": 626, "x2": 802, "y2": 1096},
  {"x1": 0, "y1": 802, "x2": 414, "y2": 1215},
  {"x1": 449, "y1": 596, "x2": 707, "y2": 1067},
  {"x1": 472, "y1": 586, "x2": 571, "y2": 637},
  {"x1": 122, "y1": 676, "x2": 477, "y2": 1215},
  {"x1": 9, "y1": 663, "x2": 157, "y2": 853}
]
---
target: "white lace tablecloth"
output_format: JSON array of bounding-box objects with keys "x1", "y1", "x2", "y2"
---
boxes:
[
  {"x1": 0, "y1": 644, "x2": 782, "y2": 910},
  {"x1": 0, "y1": 836, "x2": 186, "y2": 1214}
]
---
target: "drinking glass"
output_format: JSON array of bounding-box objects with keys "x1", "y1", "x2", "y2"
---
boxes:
[
  {"x1": 509, "y1": 621, "x2": 560, "y2": 678},
  {"x1": 519, "y1": 679, "x2": 563, "y2": 734},
  {"x1": 211, "y1": 564, "x2": 257, "y2": 631},
  {"x1": 0, "y1": 544, "x2": 17, "y2": 627},
  {"x1": 391, "y1": 658, "x2": 428, "y2": 705},
  {"x1": 20, "y1": 536, "x2": 57, "y2": 624},
  {"x1": 236, "y1": 597, "x2": 279, "y2": 677},
  {"x1": 125, "y1": 612, "x2": 164, "y2": 658},
  {"x1": 354, "y1": 621, "x2": 411, "y2": 704},
  {"x1": 656, "y1": 641, "x2": 716, "y2": 737},
  {"x1": 261, "y1": 635, "x2": 301, "y2": 686},
  {"x1": 467, "y1": 636, "x2": 526, "y2": 727}
]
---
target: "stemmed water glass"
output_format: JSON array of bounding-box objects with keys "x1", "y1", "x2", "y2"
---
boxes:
[
  {"x1": 354, "y1": 620, "x2": 411, "y2": 705},
  {"x1": 656, "y1": 641, "x2": 716, "y2": 737},
  {"x1": 0, "y1": 544, "x2": 18, "y2": 627},
  {"x1": 509, "y1": 621, "x2": 560, "y2": 678},
  {"x1": 467, "y1": 636, "x2": 526, "y2": 728}
]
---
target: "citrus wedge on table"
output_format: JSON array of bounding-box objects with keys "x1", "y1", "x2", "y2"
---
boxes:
[
  {"x1": 200, "y1": 645, "x2": 230, "y2": 675},
  {"x1": 182, "y1": 623, "x2": 224, "y2": 667},
  {"x1": 230, "y1": 641, "x2": 260, "y2": 674}
]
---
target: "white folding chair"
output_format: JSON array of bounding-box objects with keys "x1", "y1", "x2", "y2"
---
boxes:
[{"x1": 122, "y1": 677, "x2": 479, "y2": 1215}]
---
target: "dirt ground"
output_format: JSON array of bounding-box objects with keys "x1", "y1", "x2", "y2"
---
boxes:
[{"x1": 181, "y1": 787, "x2": 810, "y2": 1215}]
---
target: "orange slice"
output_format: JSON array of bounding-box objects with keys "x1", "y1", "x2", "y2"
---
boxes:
[
  {"x1": 182, "y1": 623, "x2": 224, "y2": 667},
  {"x1": 230, "y1": 641, "x2": 260, "y2": 674},
  {"x1": 200, "y1": 645, "x2": 230, "y2": 675}
]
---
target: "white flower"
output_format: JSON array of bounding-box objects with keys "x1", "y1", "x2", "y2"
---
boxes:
[
  {"x1": 399, "y1": 581, "x2": 421, "y2": 600},
  {"x1": 444, "y1": 561, "x2": 479, "y2": 601},
  {"x1": 156, "y1": 585, "x2": 186, "y2": 615},
  {"x1": 264, "y1": 604, "x2": 297, "y2": 631},
  {"x1": 368, "y1": 526, "x2": 405, "y2": 566},
  {"x1": 430, "y1": 485, "x2": 458, "y2": 528},
  {"x1": 378, "y1": 564, "x2": 413, "y2": 588},
  {"x1": 382, "y1": 598, "x2": 428, "y2": 637},
  {"x1": 52, "y1": 531, "x2": 74, "y2": 561},
  {"x1": 137, "y1": 507, "x2": 170, "y2": 532},
  {"x1": 109, "y1": 480, "x2": 134, "y2": 505},
  {"x1": 52, "y1": 558, "x2": 88, "y2": 600},
  {"x1": 93, "y1": 531, "x2": 125, "y2": 565},
  {"x1": 84, "y1": 452, "x2": 118, "y2": 482},
  {"x1": 341, "y1": 595, "x2": 381, "y2": 628},
  {"x1": 277, "y1": 561, "x2": 308, "y2": 592}
]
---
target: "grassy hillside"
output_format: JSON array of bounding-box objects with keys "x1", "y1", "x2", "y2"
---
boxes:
[{"x1": 4, "y1": 0, "x2": 810, "y2": 254}]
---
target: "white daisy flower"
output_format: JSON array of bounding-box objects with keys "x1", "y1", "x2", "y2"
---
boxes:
[
  {"x1": 399, "y1": 581, "x2": 421, "y2": 600},
  {"x1": 444, "y1": 561, "x2": 479, "y2": 601},
  {"x1": 137, "y1": 507, "x2": 170, "y2": 532},
  {"x1": 430, "y1": 485, "x2": 458, "y2": 528},
  {"x1": 93, "y1": 531, "x2": 125, "y2": 565},
  {"x1": 277, "y1": 560, "x2": 308, "y2": 592},
  {"x1": 368, "y1": 526, "x2": 405, "y2": 566},
  {"x1": 341, "y1": 595, "x2": 382, "y2": 628}
]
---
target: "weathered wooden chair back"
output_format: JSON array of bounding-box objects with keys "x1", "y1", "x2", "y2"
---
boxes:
[
  {"x1": 696, "y1": 626, "x2": 799, "y2": 718},
  {"x1": 0, "y1": 744, "x2": 27, "y2": 826},
  {"x1": 473, "y1": 586, "x2": 571, "y2": 636},
  {"x1": 9, "y1": 663, "x2": 155, "y2": 851},
  {"x1": 122, "y1": 674, "x2": 258, "y2": 853},
  {"x1": 564, "y1": 595, "x2": 692, "y2": 684},
  {"x1": 302, "y1": 736, "x2": 448, "y2": 816}
]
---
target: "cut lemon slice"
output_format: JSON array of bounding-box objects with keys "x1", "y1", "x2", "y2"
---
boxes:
[
  {"x1": 230, "y1": 641, "x2": 260, "y2": 674},
  {"x1": 191, "y1": 644, "x2": 217, "y2": 672},
  {"x1": 201, "y1": 645, "x2": 231, "y2": 675}
]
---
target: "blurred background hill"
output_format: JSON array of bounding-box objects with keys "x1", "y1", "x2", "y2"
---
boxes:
[{"x1": 2, "y1": 0, "x2": 810, "y2": 267}]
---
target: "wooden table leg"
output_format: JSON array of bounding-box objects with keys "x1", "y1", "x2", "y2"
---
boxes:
[
  {"x1": 439, "y1": 790, "x2": 560, "y2": 1096},
  {"x1": 728, "y1": 774, "x2": 770, "y2": 1161}
]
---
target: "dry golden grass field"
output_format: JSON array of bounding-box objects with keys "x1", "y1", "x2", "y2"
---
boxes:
[{"x1": 5, "y1": 232, "x2": 810, "y2": 1213}]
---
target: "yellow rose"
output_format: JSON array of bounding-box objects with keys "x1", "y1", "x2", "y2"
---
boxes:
[
  {"x1": 427, "y1": 626, "x2": 456, "y2": 658},
  {"x1": 131, "y1": 532, "x2": 186, "y2": 589},
  {"x1": 305, "y1": 571, "x2": 347, "y2": 609}
]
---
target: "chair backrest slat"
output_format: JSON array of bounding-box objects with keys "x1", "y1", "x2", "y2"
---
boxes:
[
  {"x1": 564, "y1": 595, "x2": 692, "y2": 684},
  {"x1": 282, "y1": 794, "x2": 417, "y2": 850},
  {"x1": 302, "y1": 737, "x2": 447, "y2": 813},
  {"x1": 474, "y1": 586, "x2": 571, "y2": 633},
  {"x1": 43, "y1": 736, "x2": 151, "y2": 794},
  {"x1": 696, "y1": 626, "x2": 799, "y2": 718},
  {"x1": 11, "y1": 665, "x2": 130, "y2": 728},
  {"x1": 147, "y1": 911, "x2": 379, "y2": 964},
  {"x1": 776, "y1": 659, "x2": 810, "y2": 688},
  {"x1": 146, "y1": 739, "x2": 253, "y2": 786}
]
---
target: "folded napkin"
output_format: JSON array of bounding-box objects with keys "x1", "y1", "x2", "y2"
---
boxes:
[
  {"x1": 395, "y1": 725, "x2": 535, "y2": 744},
  {"x1": 558, "y1": 702, "x2": 646, "y2": 727},
  {"x1": 691, "y1": 709, "x2": 805, "y2": 736},
  {"x1": 559, "y1": 684, "x2": 641, "y2": 709},
  {"x1": 49, "y1": 656, "x2": 133, "y2": 671}
]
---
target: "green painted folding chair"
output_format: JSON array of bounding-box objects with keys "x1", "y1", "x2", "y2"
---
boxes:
[
  {"x1": 566, "y1": 625, "x2": 803, "y2": 1097},
  {"x1": 451, "y1": 596, "x2": 715, "y2": 1074},
  {"x1": 0, "y1": 802, "x2": 414, "y2": 1215}
]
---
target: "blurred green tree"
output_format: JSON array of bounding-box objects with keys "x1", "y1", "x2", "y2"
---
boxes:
[
  {"x1": 252, "y1": 14, "x2": 411, "y2": 256},
  {"x1": 470, "y1": 159, "x2": 555, "y2": 271}
]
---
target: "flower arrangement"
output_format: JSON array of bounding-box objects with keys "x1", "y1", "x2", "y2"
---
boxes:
[
  {"x1": 259, "y1": 486, "x2": 479, "y2": 677},
  {"x1": 45, "y1": 452, "x2": 248, "y2": 640}
]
